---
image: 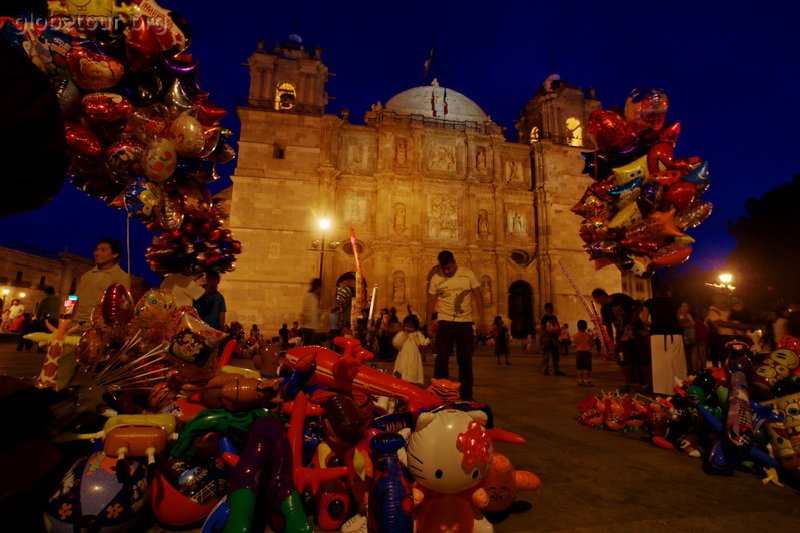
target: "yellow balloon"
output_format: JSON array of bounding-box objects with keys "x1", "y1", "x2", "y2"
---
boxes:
[
  {"x1": 609, "y1": 202, "x2": 642, "y2": 230},
  {"x1": 612, "y1": 155, "x2": 649, "y2": 185}
]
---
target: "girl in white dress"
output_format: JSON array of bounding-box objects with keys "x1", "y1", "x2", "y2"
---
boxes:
[{"x1": 392, "y1": 315, "x2": 429, "y2": 385}]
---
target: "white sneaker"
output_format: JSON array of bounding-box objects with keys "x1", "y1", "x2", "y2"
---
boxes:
[{"x1": 340, "y1": 513, "x2": 367, "y2": 533}]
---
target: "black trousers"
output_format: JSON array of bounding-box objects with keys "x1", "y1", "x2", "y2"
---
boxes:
[{"x1": 434, "y1": 321, "x2": 476, "y2": 400}]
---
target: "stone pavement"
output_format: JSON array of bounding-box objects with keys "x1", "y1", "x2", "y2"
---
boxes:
[{"x1": 1, "y1": 337, "x2": 799, "y2": 532}]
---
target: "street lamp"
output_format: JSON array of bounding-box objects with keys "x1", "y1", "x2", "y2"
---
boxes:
[
  {"x1": 318, "y1": 218, "x2": 331, "y2": 280},
  {"x1": 718, "y1": 273, "x2": 735, "y2": 292}
]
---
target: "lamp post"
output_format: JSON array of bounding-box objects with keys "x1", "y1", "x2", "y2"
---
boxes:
[
  {"x1": 318, "y1": 218, "x2": 331, "y2": 281},
  {"x1": 718, "y1": 273, "x2": 735, "y2": 293},
  {"x1": 1, "y1": 289, "x2": 8, "y2": 314}
]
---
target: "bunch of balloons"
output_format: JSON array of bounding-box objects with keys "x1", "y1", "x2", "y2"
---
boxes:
[
  {"x1": 574, "y1": 88, "x2": 712, "y2": 275},
  {"x1": 0, "y1": 0, "x2": 240, "y2": 275}
]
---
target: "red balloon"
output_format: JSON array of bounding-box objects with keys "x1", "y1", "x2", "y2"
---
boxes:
[
  {"x1": 650, "y1": 169, "x2": 683, "y2": 187},
  {"x1": 126, "y1": 17, "x2": 163, "y2": 70},
  {"x1": 66, "y1": 46, "x2": 125, "y2": 91},
  {"x1": 65, "y1": 122, "x2": 104, "y2": 158},
  {"x1": 651, "y1": 243, "x2": 692, "y2": 266},
  {"x1": 194, "y1": 95, "x2": 228, "y2": 125},
  {"x1": 587, "y1": 110, "x2": 637, "y2": 153},
  {"x1": 663, "y1": 181, "x2": 697, "y2": 210},
  {"x1": 101, "y1": 282, "x2": 135, "y2": 325},
  {"x1": 81, "y1": 92, "x2": 133, "y2": 123}
]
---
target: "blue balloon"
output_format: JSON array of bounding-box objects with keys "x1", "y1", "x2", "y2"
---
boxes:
[{"x1": 682, "y1": 161, "x2": 710, "y2": 186}]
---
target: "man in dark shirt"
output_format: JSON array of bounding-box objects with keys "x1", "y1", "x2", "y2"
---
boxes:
[{"x1": 592, "y1": 288, "x2": 640, "y2": 392}]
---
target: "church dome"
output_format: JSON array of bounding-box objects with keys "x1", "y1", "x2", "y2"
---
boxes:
[{"x1": 385, "y1": 83, "x2": 490, "y2": 123}]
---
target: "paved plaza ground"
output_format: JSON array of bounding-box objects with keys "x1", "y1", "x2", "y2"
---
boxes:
[{"x1": 1, "y1": 335, "x2": 798, "y2": 532}]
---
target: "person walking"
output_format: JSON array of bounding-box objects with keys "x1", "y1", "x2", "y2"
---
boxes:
[
  {"x1": 425, "y1": 250, "x2": 485, "y2": 401},
  {"x1": 193, "y1": 272, "x2": 227, "y2": 330},
  {"x1": 573, "y1": 319, "x2": 594, "y2": 386},
  {"x1": 298, "y1": 278, "x2": 322, "y2": 346},
  {"x1": 540, "y1": 303, "x2": 565, "y2": 375},
  {"x1": 490, "y1": 315, "x2": 511, "y2": 365}
]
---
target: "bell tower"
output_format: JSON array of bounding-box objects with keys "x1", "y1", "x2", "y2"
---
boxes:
[
  {"x1": 246, "y1": 34, "x2": 329, "y2": 113},
  {"x1": 515, "y1": 74, "x2": 622, "y2": 321}
]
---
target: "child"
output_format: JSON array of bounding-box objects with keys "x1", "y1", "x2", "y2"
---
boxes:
[
  {"x1": 559, "y1": 323, "x2": 572, "y2": 355},
  {"x1": 491, "y1": 316, "x2": 511, "y2": 365},
  {"x1": 573, "y1": 319, "x2": 594, "y2": 386},
  {"x1": 392, "y1": 315, "x2": 429, "y2": 384}
]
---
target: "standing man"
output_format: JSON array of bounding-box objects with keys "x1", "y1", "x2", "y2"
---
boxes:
[
  {"x1": 425, "y1": 250, "x2": 485, "y2": 401},
  {"x1": 298, "y1": 278, "x2": 322, "y2": 346},
  {"x1": 194, "y1": 272, "x2": 226, "y2": 330},
  {"x1": 592, "y1": 288, "x2": 641, "y2": 393},
  {"x1": 540, "y1": 303, "x2": 565, "y2": 375},
  {"x1": 72, "y1": 238, "x2": 131, "y2": 330}
]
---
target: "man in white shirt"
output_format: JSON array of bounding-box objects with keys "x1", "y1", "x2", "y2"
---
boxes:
[
  {"x1": 299, "y1": 278, "x2": 323, "y2": 346},
  {"x1": 161, "y1": 267, "x2": 205, "y2": 308},
  {"x1": 72, "y1": 238, "x2": 130, "y2": 330},
  {"x1": 425, "y1": 250, "x2": 485, "y2": 400}
]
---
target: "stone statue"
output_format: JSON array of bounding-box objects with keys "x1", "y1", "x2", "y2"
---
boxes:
[
  {"x1": 512, "y1": 212, "x2": 525, "y2": 234},
  {"x1": 476, "y1": 147, "x2": 487, "y2": 171},
  {"x1": 395, "y1": 139, "x2": 408, "y2": 165},
  {"x1": 478, "y1": 210, "x2": 490, "y2": 238},
  {"x1": 481, "y1": 276, "x2": 492, "y2": 305},
  {"x1": 393, "y1": 203, "x2": 406, "y2": 233},
  {"x1": 393, "y1": 272, "x2": 406, "y2": 303}
]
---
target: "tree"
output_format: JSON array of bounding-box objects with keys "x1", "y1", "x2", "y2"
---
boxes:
[{"x1": 728, "y1": 173, "x2": 800, "y2": 311}]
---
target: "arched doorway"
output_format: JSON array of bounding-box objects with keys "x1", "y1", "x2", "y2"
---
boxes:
[{"x1": 508, "y1": 280, "x2": 534, "y2": 339}]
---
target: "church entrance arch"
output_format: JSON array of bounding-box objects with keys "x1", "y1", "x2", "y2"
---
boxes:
[{"x1": 507, "y1": 281, "x2": 534, "y2": 339}]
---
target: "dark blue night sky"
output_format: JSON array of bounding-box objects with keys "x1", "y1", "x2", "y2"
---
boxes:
[{"x1": 4, "y1": 0, "x2": 799, "y2": 286}]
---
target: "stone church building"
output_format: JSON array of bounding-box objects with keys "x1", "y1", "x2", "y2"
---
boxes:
[{"x1": 223, "y1": 34, "x2": 647, "y2": 337}]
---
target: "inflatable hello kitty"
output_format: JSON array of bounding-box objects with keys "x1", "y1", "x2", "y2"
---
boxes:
[{"x1": 399, "y1": 409, "x2": 494, "y2": 533}]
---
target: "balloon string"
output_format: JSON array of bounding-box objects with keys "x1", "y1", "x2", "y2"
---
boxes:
[{"x1": 126, "y1": 214, "x2": 132, "y2": 276}]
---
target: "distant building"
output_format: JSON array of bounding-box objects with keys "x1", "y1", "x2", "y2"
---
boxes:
[
  {"x1": 0, "y1": 244, "x2": 146, "y2": 316},
  {"x1": 223, "y1": 34, "x2": 649, "y2": 335}
]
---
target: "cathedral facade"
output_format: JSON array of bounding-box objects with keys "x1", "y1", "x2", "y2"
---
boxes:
[{"x1": 223, "y1": 35, "x2": 645, "y2": 336}]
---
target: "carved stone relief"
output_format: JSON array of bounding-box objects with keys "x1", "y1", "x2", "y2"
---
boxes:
[
  {"x1": 428, "y1": 194, "x2": 459, "y2": 239},
  {"x1": 507, "y1": 211, "x2": 528, "y2": 236},
  {"x1": 478, "y1": 209, "x2": 490, "y2": 239},
  {"x1": 392, "y1": 271, "x2": 406, "y2": 303},
  {"x1": 345, "y1": 197, "x2": 367, "y2": 223},
  {"x1": 426, "y1": 143, "x2": 456, "y2": 172},
  {"x1": 480, "y1": 275, "x2": 492, "y2": 305},
  {"x1": 394, "y1": 138, "x2": 408, "y2": 166}
]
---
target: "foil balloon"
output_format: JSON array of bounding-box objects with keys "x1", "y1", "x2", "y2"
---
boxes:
[
  {"x1": 105, "y1": 139, "x2": 145, "y2": 184},
  {"x1": 135, "y1": 289, "x2": 178, "y2": 328},
  {"x1": 611, "y1": 155, "x2": 649, "y2": 185},
  {"x1": 571, "y1": 192, "x2": 610, "y2": 220},
  {"x1": 52, "y1": 76, "x2": 81, "y2": 117},
  {"x1": 64, "y1": 122, "x2": 103, "y2": 158},
  {"x1": 75, "y1": 328, "x2": 106, "y2": 366},
  {"x1": 663, "y1": 181, "x2": 697, "y2": 210},
  {"x1": 101, "y1": 282, "x2": 135, "y2": 325},
  {"x1": 751, "y1": 349, "x2": 799, "y2": 397},
  {"x1": 682, "y1": 160, "x2": 710, "y2": 186},
  {"x1": 608, "y1": 201, "x2": 642, "y2": 230},
  {"x1": 587, "y1": 109, "x2": 637, "y2": 153},
  {"x1": 607, "y1": 177, "x2": 642, "y2": 208},
  {"x1": 142, "y1": 137, "x2": 177, "y2": 183},
  {"x1": 44, "y1": 451, "x2": 148, "y2": 533},
  {"x1": 80, "y1": 92, "x2": 132, "y2": 123},
  {"x1": 675, "y1": 200, "x2": 713, "y2": 230},
  {"x1": 165, "y1": 79, "x2": 197, "y2": 117},
  {"x1": 624, "y1": 87, "x2": 668, "y2": 136},
  {"x1": 168, "y1": 111, "x2": 206, "y2": 157},
  {"x1": 651, "y1": 243, "x2": 692, "y2": 266},
  {"x1": 124, "y1": 176, "x2": 163, "y2": 219},
  {"x1": 66, "y1": 46, "x2": 125, "y2": 91},
  {"x1": 150, "y1": 458, "x2": 227, "y2": 527},
  {"x1": 637, "y1": 180, "x2": 663, "y2": 215},
  {"x1": 128, "y1": 103, "x2": 171, "y2": 143},
  {"x1": 155, "y1": 194, "x2": 185, "y2": 232},
  {"x1": 766, "y1": 391, "x2": 800, "y2": 476},
  {"x1": 650, "y1": 169, "x2": 683, "y2": 187}
]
